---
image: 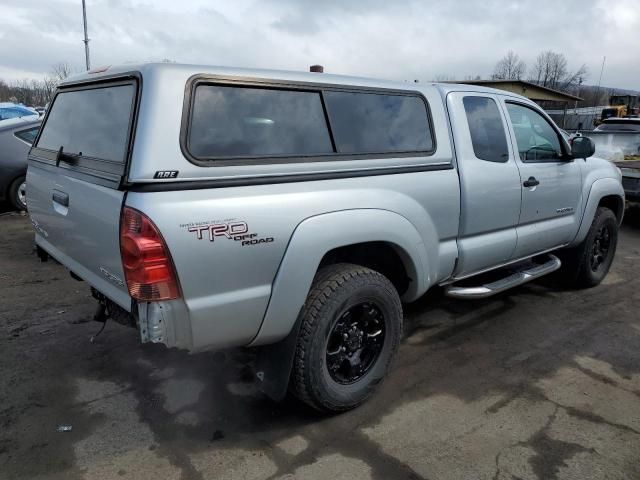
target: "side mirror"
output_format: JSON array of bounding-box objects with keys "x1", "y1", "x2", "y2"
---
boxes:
[{"x1": 571, "y1": 136, "x2": 595, "y2": 159}]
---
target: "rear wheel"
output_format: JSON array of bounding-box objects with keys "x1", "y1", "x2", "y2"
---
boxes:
[
  {"x1": 555, "y1": 207, "x2": 618, "y2": 288},
  {"x1": 8, "y1": 176, "x2": 27, "y2": 211},
  {"x1": 291, "y1": 263, "x2": 402, "y2": 413}
]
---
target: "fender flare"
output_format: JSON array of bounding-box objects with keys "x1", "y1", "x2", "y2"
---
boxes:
[
  {"x1": 249, "y1": 208, "x2": 431, "y2": 347},
  {"x1": 570, "y1": 177, "x2": 624, "y2": 247}
]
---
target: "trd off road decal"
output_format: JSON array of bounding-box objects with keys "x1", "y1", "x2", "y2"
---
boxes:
[{"x1": 181, "y1": 219, "x2": 274, "y2": 246}]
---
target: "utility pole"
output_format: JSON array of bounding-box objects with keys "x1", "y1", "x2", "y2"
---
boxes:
[
  {"x1": 591, "y1": 56, "x2": 606, "y2": 128},
  {"x1": 574, "y1": 76, "x2": 583, "y2": 112},
  {"x1": 82, "y1": 0, "x2": 91, "y2": 70}
]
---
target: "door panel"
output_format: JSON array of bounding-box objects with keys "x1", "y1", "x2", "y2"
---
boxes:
[
  {"x1": 502, "y1": 101, "x2": 583, "y2": 258},
  {"x1": 447, "y1": 92, "x2": 522, "y2": 277}
]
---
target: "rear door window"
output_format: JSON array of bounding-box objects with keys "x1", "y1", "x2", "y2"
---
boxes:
[
  {"x1": 188, "y1": 85, "x2": 333, "y2": 159},
  {"x1": 324, "y1": 91, "x2": 433, "y2": 154},
  {"x1": 462, "y1": 96, "x2": 509, "y2": 163},
  {"x1": 36, "y1": 83, "x2": 136, "y2": 163}
]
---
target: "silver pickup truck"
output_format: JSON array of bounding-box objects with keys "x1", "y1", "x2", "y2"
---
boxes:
[{"x1": 27, "y1": 63, "x2": 624, "y2": 412}]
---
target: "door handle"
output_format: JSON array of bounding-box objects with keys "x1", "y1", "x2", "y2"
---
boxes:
[
  {"x1": 52, "y1": 190, "x2": 69, "y2": 207},
  {"x1": 523, "y1": 176, "x2": 540, "y2": 188}
]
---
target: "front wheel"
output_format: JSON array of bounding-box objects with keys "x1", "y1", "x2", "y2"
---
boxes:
[
  {"x1": 290, "y1": 263, "x2": 402, "y2": 413},
  {"x1": 555, "y1": 207, "x2": 618, "y2": 288}
]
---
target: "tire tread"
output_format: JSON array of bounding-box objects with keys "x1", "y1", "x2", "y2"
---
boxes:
[
  {"x1": 291, "y1": 263, "x2": 402, "y2": 412},
  {"x1": 556, "y1": 207, "x2": 618, "y2": 288}
]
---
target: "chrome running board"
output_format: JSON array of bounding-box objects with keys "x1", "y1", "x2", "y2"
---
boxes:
[{"x1": 445, "y1": 255, "x2": 561, "y2": 299}]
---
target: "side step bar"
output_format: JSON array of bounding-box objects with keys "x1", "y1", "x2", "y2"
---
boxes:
[{"x1": 445, "y1": 255, "x2": 561, "y2": 299}]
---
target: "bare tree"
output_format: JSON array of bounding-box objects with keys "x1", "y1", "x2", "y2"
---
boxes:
[
  {"x1": 0, "y1": 62, "x2": 75, "y2": 106},
  {"x1": 41, "y1": 76, "x2": 58, "y2": 105},
  {"x1": 12, "y1": 79, "x2": 32, "y2": 105},
  {"x1": 529, "y1": 50, "x2": 587, "y2": 91},
  {"x1": 50, "y1": 62, "x2": 72, "y2": 83},
  {"x1": 0, "y1": 79, "x2": 10, "y2": 101},
  {"x1": 492, "y1": 51, "x2": 526, "y2": 80},
  {"x1": 561, "y1": 64, "x2": 588, "y2": 91}
]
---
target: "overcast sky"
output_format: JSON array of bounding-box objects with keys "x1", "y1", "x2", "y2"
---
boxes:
[{"x1": 1, "y1": 0, "x2": 639, "y2": 90}]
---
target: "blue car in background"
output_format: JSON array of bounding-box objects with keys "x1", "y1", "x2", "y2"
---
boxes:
[{"x1": 0, "y1": 103, "x2": 40, "y2": 122}]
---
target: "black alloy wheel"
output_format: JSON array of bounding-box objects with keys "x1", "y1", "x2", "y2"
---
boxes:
[
  {"x1": 325, "y1": 301, "x2": 386, "y2": 385},
  {"x1": 590, "y1": 224, "x2": 612, "y2": 273}
]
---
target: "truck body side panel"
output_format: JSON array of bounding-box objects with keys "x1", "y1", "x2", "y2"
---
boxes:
[
  {"x1": 570, "y1": 175, "x2": 625, "y2": 246},
  {"x1": 253, "y1": 209, "x2": 438, "y2": 346},
  {"x1": 126, "y1": 167, "x2": 460, "y2": 351}
]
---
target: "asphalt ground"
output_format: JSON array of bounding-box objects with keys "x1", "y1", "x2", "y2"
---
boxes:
[{"x1": 1, "y1": 206, "x2": 639, "y2": 480}]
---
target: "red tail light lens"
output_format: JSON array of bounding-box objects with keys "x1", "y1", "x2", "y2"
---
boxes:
[{"x1": 120, "y1": 206, "x2": 180, "y2": 301}]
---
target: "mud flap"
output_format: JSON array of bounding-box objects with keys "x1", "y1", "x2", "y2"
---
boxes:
[{"x1": 253, "y1": 315, "x2": 303, "y2": 401}]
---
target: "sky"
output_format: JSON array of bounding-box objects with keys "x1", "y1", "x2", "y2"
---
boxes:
[{"x1": 1, "y1": 0, "x2": 639, "y2": 90}]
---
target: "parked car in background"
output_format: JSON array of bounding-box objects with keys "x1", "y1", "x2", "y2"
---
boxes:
[
  {"x1": 586, "y1": 117, "x2": 640, "y2": 198},
  {"x1": 0, "y1": 118, "x2": 41, "y2": 210},
  {"x1": 594, "y1": 117, "x2": 640, "y2": 132},
  {"x1": 0, "y1": 103, "x2": 39, "y2": 123}
]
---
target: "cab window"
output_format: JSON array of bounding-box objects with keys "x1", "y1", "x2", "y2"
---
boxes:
[
  {"x1": 462, "y1": 96, "x2": 509, "y2": 163},
  {"x1": 506, "y1": 103, "x2": 563, "y2": 162}
]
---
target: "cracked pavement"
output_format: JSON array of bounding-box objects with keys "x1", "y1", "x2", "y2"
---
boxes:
[{"x1": 1, "y1": 207, "x2": 639, "y2": 480}]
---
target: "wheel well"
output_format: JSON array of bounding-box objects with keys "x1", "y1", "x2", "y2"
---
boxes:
[
  {"x1": 318, "y1": 242, "x2": 411, "y2": 295},
  {"x1": 598, "y1": 195, "x2": 624, "y2": 223}
]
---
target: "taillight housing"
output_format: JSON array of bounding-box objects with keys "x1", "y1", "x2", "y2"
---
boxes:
[{"x1": 120, "y1": 206, "x2": 180, "y2": 301}]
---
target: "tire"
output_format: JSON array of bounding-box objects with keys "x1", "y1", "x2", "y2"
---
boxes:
[
  {"x1": 8, "y1": 176, "x2": 27, "y2": 211},
  {"x1": 555, "y1": 207, "x2": 618, "y2": 288},
  {"x1": 291, "y1": 263, "x2": 403, "y2": 413}
]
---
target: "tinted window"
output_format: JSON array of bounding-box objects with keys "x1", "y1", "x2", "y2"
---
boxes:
[
  {"x1": 188, "y1": 85, "x2": 333, "y2": 158},
  {"x1": 324, "y1": 91, "x2": 432, "y2": 154},
  {"x1": 506, "y1": 103, "x2": 562, "y2": 162},
  {"x1": 15, "y1": 126, "x2": 40, "y2": 145},
  {"x1": 463, "y1": 96, "x2": 509, "y2": 162},
  {"x1": 36, "y1": 84, "x2": 135, "y2": 162}
]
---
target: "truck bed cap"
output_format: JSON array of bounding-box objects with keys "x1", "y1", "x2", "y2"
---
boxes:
[{"x1": 61, "y1": 62, "x2": 527, "y2": 101}]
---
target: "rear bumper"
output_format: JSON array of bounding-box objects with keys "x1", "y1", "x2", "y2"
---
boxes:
[
  {"x1": 137, "y1": 298, "x2": 194, "y2": 350},
  {"x1": 36, "y1": 233, "x2": 195, "y2": 351},
  {"x1": 35, "y1": 230, "x2": 272, "y2": 353}
]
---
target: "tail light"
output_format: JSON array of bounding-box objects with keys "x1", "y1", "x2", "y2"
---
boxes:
[{"x1": 120, "y1": 206, "x2": 180, "y2": 301}]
